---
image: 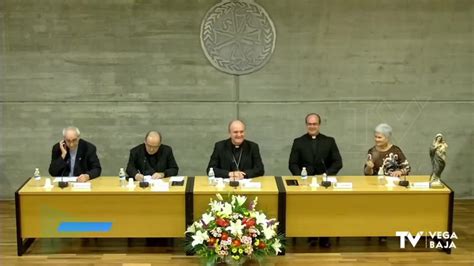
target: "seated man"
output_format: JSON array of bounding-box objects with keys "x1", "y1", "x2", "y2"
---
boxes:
[
  {"x1": 206, "y1": 120, "x2": 264, "y2": 179},
  {"x1": 289, "y1": 113, "x2": 343, "y2": 176},
  {"x1": 288, "y1": 113, "x2": 343, "y2": 248},
  {"x1": 126, "y1": 131, "x2": 179, "y2": 180},
  {"x1": 48, "y1": 126, "x2": 102, "y2": 182}
]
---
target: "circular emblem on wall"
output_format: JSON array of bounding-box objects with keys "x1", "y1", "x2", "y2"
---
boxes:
[{"x1": 200, "y1": 0, "x2": 276, "y2": 75}]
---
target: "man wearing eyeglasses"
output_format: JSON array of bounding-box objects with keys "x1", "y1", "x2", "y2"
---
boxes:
[
  {"x1": 288, "y1": 113, "x2": 342, "y2": 248},
  {"x1": 126, "y1": 131, "x2": 179, "y2": 180},
  {"x1": 48, "y1": 126, "x2": 102, "y2": 182},
  {"x1": 289, "y1": 113, "x2": 342, "y2": 176}
]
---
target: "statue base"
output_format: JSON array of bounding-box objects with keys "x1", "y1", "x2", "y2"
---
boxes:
[{"x1": 430, "y1": 180, "x2": 445, "y2": 189}]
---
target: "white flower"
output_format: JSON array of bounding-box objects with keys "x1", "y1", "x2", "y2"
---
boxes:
[
  {"x1": 186, "y1": 223, "x2": 196, "y2": 233},
  {"x1": 216, "y1": 193, "x2": 224, "y2": 201},
  {"x1": 201, "y1": 212, "x2": 215, "y2": 225},
  {"x1": 221, "y1": 202, "x2": 233, "y2": 217},
  {"x1": 234, "y1": 195, "x2": 247, "y2": 206},
  {"x1": 271, "y1": 238, "x2": 282, "y2": 255},
  {"x1": 191, "y1": 230, "x2": 209, "y2": 247},
  {"x1": 186, "y1": 221, "x2": 202, "y2": 233},
  {"x1": 254, "y1": 212, "x2": 267, "y2": 226},
  {"x1": 210, "y1": 201, "x2": 224, "y2": 213},
  {"x1": 262, "y1": 225, "x2": 276, "y2": 240},
  {"x1": 226, "y1": 220, "x2": 245, "y2": 237}
]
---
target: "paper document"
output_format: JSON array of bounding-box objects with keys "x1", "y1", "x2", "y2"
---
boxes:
[{"x1": 53, "y1": 177, "x2": 77, "y2": 182}]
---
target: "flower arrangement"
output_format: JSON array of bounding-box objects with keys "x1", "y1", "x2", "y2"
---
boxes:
[{"x1": 185, "y1": 194, "x2": 284, "y2": 265}]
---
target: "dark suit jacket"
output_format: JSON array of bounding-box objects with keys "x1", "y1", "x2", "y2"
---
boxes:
[
  {"x1": 206, "y1": 139, "x2": 264, "y2": 178},
  {"x1": 289, "y1": 133, "x2": 343, "y2": 175},
  {"x1": 48, "y1": 139, "x2": 102, "y2": 178},
  {"x1": 126, "y1": 143, "x2": 179, "y2": 178}
]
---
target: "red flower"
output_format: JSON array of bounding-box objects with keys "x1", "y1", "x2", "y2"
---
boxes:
[
  {"x1": 221, "y1": 232, "x2": 229, "y2": 240},
  {"x1": 208, "y1": 237, "x2": 216, "y2": 246},
  {"x1": 258, "y1": 241, "x2": 266, "y2": 249},
  {"x1": 216, "y1": 218, "x2": 228, "y2": 227},
  {"x1": 245, "y1": 218, "x2": 256, "y2": 228},
  {"x1": 232, "y1": 239, "x2": 241, "y2": 247}
]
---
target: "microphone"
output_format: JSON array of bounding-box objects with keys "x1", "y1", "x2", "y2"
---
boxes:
[
  {"x1": 229, "y1": 163, "x2": 240, "y2": 188},
  {"x1": 229, "y1": 175, "x2": 240, "y2": 188},
  {"x1": 59, "y1": 177, "x2": 69, "y2": 188},
  {"x1": 59, "y1": 158, "x2": 69, "y2": 189},
  {"x1": 229, "y1": 151, "x2": 240, "y2": 188},
  {"x1": 139, "y1": 158, "x2": 149, "y2": 188},
  {"x1": 398, "y1": 172, "x2": 409, "y2": 187},
  {"x1": 320, "y1": 159, "x2": 331, "y2": 188}
]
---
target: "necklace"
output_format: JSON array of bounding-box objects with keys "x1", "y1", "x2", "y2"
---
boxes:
[{"x1": 232, "y1": 148, "x2": 243, "y2": 171}]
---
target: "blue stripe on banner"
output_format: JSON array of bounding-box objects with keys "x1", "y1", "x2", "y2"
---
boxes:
[{"x1": 58, "y1": 222, "x2": 112, "y2": 232}]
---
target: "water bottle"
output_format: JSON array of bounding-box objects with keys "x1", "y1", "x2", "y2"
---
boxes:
[
  {"x1": 208, "y1": 167, "x2": 215, "y2": 185},
  {"x1": 377, "y1": 167, "x2": 385, "y2": 185},
  {"x1": 119, "y1": 168, "x2": 126, "y2": 187},
  {"x1": 301, "y1": 167, "x2": 308, "y2": 185},
  {"x1": 33, "y1": 168, "x2": 41, "y2": 187}
]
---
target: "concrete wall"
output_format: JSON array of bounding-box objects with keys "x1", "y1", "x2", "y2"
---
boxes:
[{"x1": 0, "y1": 0, "x2": 472, "y2": 199}]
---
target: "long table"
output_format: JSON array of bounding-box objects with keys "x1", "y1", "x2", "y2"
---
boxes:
[
  {"x1": 282, "y1": 176, "x2": 453, "y2": 239},
  {"x1": 16, "y1": 175, "x2": 453, "y2": 255},
  {"x1": 15, "y1": 176, "x2": 189, "y2": 255}
]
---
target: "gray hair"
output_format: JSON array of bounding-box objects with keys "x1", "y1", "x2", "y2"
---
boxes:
[
  {"x1": 62, "y1": 126, "x2": 81, "y2": 137},
  {"x1": 374, "y1": 123, "x2": 392, "y2": 138}
]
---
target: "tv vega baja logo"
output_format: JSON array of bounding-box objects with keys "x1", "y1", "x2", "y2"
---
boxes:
[{"x1": 396, "y1": 231, "x2": 457, "y2": 249}]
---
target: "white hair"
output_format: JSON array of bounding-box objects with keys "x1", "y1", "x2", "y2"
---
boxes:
[
  {"x1": 374, "y1": 123, "x2": 392, "y2": 139},
  {"x1": 62, "y1": 126, "x2": 81, "y2": 137}
]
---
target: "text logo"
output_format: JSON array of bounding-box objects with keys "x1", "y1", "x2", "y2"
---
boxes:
[{"x1": 396, "y1": 231, "x2": 457, "y2": 249}]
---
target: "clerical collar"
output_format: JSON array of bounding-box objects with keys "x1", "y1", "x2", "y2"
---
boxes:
[
  {"x1": 231, "y1": 139, "x2": 244, "y2": 148},
  {"x1": 311, "y1": 136, "x2": 316, "y2": 139}
]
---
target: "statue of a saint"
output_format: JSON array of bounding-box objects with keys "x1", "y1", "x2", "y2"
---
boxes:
[{"x1": 430, "y1": 133, "x2": 448, "y2": 187}]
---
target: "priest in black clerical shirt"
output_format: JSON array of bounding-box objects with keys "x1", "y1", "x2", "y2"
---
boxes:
[
  {"x1": 126, "y1": 131, "x2": 179, "y2": 180},
  {"x1": 289, "y1": 113, "x2": 343, "y2": 176},
  {"x1": 206, "y1": 120, "x2": 264, "y2": 179},
  {"x1": 288, "y1": 113, "x2": 342, "y2": 248}
]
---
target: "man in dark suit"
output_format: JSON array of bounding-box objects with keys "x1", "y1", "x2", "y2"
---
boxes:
[
  {"x1": 49, "y1": 126, "x2": 102, "y2": 182},
  {"x1": 126, "y1": 131, "x2": 179, "y2": 180},
  {"x1": 289, "y1": 113, "x2": 343, "y2": 176},
  {"x1": 207, "y1": 120, "x2": 264, "y2": 179},
  {"x1": 288, "y1": 113, "x2": 343, "y2": 248}
]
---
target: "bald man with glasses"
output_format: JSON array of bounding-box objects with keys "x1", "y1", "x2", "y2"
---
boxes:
[{"x1": 126, "y1": 131, "x2": 179, "y2": 180}]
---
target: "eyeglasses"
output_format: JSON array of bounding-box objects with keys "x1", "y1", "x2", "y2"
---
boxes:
[{"x1": 145, "y1": 143, "x2": 160, "y2": 149}]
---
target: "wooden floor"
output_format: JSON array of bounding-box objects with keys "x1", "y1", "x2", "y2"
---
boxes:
[{"x1": 1, "y1": 200, "x2": 473, "y2": 265}]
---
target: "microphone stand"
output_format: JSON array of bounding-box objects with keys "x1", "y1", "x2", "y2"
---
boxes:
[
  {"x1": 138, "y1": 162, "x2": 149, "y2": 188},
  {"x1": 320, "y1": 160, "x2": 331, "y2": 188},
  {"x1": 230, "y1": 150, "x2": 241, "y2": 188},
  {"x1": 320, "y1": 173, "x2": 331, "y2": 188},
  {"x1": 399, "y1": 174, "x2": 409, "y2": 187},
  {"x1": 229, "y1": 172, "x2": 240, "y2": 188},
  {"x1": 59, "y1": 159, "x2": 69, "y2": 189}
]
